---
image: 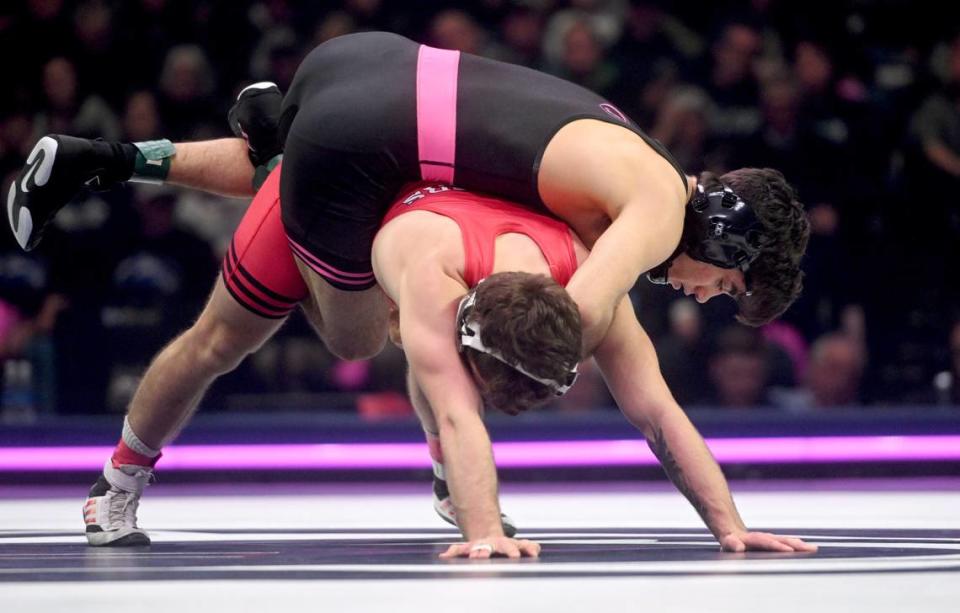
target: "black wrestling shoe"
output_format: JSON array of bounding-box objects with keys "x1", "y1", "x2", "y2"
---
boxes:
[
  {"x1": 432, "y1": 474, "x2": 518, "y2": 538},
  {"x1": 7, "y1": 135, "x2": 134, "y2": 251},
  {"x1": 228, "y1": 81, "x2": 283, "y2": 168}
]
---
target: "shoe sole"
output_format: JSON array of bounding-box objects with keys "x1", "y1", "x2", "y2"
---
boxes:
[
  {"x1": 86, "y1": 528, "x2": 151, "y2": 547},
  {"x1": 7, "y1": 136, "x2": 60, "y2": 250}
]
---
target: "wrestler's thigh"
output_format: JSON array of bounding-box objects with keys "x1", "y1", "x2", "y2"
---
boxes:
[{"x1": 295, "y1": 259, "x2": 389, "y2": 362}]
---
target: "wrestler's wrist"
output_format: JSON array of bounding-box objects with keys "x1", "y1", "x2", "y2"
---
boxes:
[
  {"x1": 714, "y1": 519, "x2": 748, "y2": 539},
  {"x1": 461, "y1": 519, "x2": 506, "y2": 541}
]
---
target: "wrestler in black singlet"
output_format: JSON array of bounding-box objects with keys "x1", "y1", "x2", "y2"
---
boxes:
[{"x1": 279, "y1": 31, "x2": 686, "y2": 290}]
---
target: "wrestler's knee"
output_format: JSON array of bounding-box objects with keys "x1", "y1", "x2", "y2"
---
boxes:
[{"x1": 188, "y1": 315, "x2": 268, "y2": 374}]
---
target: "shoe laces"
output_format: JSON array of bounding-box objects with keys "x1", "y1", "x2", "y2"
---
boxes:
[{"x1": 106, "y1": 469, "x2": 153, "y2": 528}]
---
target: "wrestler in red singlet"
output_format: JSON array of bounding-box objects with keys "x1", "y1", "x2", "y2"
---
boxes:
[{"x1": 221, "y1": 167, "x2": 579, "y2": 319}]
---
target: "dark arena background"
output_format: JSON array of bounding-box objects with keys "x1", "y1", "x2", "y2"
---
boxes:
[{"x1": 1, "y1": 1, "x2": 959, "y2": 611}]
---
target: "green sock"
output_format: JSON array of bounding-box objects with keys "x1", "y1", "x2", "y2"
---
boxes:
[{"x1": 129, "y1": 140, "x2": 176, "y2": 184}]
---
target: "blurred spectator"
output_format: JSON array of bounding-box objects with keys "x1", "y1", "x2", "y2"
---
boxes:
[
  {"x1": 656, "y1": 299, "x2": 710, "y2": 405},
  {"x1": 243, "y1": 317, "x2": 408, "y2": 415},
  {"x1": 249, "y1": 27, "x2": 303, "y2": 92},
  {"x1": 649, "y1": 85, "x2": 716, "y2": 173},
  {"x1": 607, "y1": 1, "x2": 702, "y2": 123},
  {"x1": 173, "y1": 188, "x2": 246, "y2": 259},
  {"x1": 707, "y1": 326, "x2": 770, "y2": 408},
  {"x1": 552, "y1": 18, "x2": 619, "y2": 96},
  {"x1": 542, "y1": 0, "x2": 627, "y2": 69},
  {"x1": 701, "y1": 20, "x2": 763, "y2": 138},
  {"x1": 762, "y1": 320, "x2": 809, "y2": 384},
  {"x1": 121, "y1": 90, "x2": 163, "y2": 142},
  {"x1": 614, "y1": 1, "x2": 702, "y2": 65},
  {"x1": 343, "y1": 0, "x2": 390, "y2": 31},
  {"x1": 911, "y1": 320, "x2": 960, "y2": 406},
  {"x1": 627, "y1": 57, "x2": 682, "y2": 129},
  {"x1": 773, "y1": 332, "x2": 866, "y2": 410},
  {"x1": 793, "y1": 39, "x2": 862, "y2": 141},
  {"x1": 157, "y1": 44, "x2": 222, "y2": 140},
  {"x1": 71, "y1": 0, "x2": 128, "y2": 105},
  {"x1": 0, "y1": 229, "x2": 65, "y2": 414},
  {"x1": 947, "y1": 321, "x2": 960, "y2": 406},
  {"x1": 734, "y1": 74, "x2": 847, "y2": 200},
  {"x1": 0, "y1": 112, "x2": 35, "y2": 177},
  {"x1": 551, "y1": 358, "x2": 613, "y2": 413},
  {"x1": 16, "y1": 0, "x2": 73, "y2": 87},
  {"x1": 249, "y1": 330, "x2": 335, "y2": 394},
  {"x1": 118, "y1": 0, "x2": 190, "y2": 79},
  {"x1": 313, "y1": 11, "x2": 357, "y2": 48},
  {"x1": 428, "y1": 9, "x2": 493, "y2": 56},
  {"x1": 806, "y1": 333, "x2": 866, "y2": 407},
  {"x1": 33, "y1": 56, "x2": 120, "y2": 141},
  {"x1": 907, "y1": 33, "x2": 960, "y2": 192},
  {"x1": 871, "y1": 32, "x2": 960, "y2": 399},
  {"x1": 492, "y1": 5, "x2": 546, "y2": 68},
  {"x1": 99, "y1": 185, "x2": 217, "y2": 412},
  {"x1": 936, "y1": 321, "x2": 960, "y2": 405}
]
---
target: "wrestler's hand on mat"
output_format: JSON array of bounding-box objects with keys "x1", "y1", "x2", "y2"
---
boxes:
[
  {"x1": 719, "y1": 530, "x2": 818, "y2": 553},
  {"x1": 439, "y1": 537, "x2": 542, "y2": 560}
]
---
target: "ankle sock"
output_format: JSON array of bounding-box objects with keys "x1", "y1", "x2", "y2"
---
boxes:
[
  {"x1": 425, "y1": 431, "x2": 445, "y2": 480},
  {"x1": 111, "y1": 417, "x2": 161, "y2": 468},
  {"x1": 85, "y1": 140, "x2": 138, "y2": 185}
]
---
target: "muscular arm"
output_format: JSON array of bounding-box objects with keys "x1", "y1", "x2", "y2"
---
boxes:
[
  {"x1": 593, "y1": 297, "x2": 745, "y2": 539},
  {"x1": 593, "y1": 298, "x2": 816, "y2": 552},
  {"x1": 566, "y1": 196, "x2": 683, "y2": 353},
  {"x1": 397, "y1": 264, "x2": 504, "y2": 540},
  {"x1": 406, "y1": 367, "x2": 438, "y2": 436},
  {"x1": 539, "y1": 122, "x2": 688, "y2": 353}
]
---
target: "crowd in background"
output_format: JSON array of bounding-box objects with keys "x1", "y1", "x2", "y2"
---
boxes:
[{"x1": 1, "y1": 0, "x2": 959, "y2": 419}]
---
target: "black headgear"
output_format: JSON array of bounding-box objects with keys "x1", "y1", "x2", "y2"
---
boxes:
[{"x1": 647, "y1": 183, "x2": 766, "y2": 291}]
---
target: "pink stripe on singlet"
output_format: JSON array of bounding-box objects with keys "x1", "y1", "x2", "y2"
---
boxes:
[
  {"x1": 416, "y1": 45, "x2": 460, "y2": 183},
  {"x1": 286, "y1": 237, "x2": 376, "y2": 286}
]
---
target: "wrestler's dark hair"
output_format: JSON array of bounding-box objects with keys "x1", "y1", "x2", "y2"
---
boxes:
[
  {"x1": 700, "y1": 168, "x2": 810, "y2": 326},
  {"x1": 459, "y1": 272, "x2": 582, "y2": 415}
]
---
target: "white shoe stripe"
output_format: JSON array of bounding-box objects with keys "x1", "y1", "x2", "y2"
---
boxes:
[{"x1": 238, "y1": 82, "x2": 278, "y2": 98}]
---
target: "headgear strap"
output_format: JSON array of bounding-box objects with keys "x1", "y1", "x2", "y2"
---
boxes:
[
  {"x1": 647, "y1": 182, "x2": 765, "y2": 295},
  {"x1": 456, "y1": 288, "x2": 579, "y2": 397}
]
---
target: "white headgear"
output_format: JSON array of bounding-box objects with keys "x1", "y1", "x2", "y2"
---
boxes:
[{"x1": 456, "y1": 286, "x2": 579, "y2": 397}]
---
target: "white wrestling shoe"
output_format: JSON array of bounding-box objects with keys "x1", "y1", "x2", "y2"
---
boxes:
[{"x1": 83, "y1": 460, "x2": 153, "y2": 546}]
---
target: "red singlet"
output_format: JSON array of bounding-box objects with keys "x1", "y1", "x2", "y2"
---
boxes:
[{"x1": 223, "y1": 171, "x2": 579, "y2": 318}]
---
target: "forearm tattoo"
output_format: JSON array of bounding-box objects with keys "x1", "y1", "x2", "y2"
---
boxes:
[{"x1": 648, "y1": 426, "x2": 711, "y2": 523}]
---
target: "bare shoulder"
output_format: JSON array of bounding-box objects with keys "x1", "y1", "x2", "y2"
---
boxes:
[
  {"x1": 539, "y1": 119, "x2": 688, "y2": 220},
  {"x1": 372, "y1": 211, "x2": 466, "y2": 303}
]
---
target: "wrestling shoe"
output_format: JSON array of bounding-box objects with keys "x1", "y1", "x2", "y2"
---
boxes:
[
  {"x1": 228, "y1": 81, "x2": 283, "y2": 168},
  {"x1": 7, "y1": 135, "x2": 134, "y2": 251},
  {"x1": 432, "y1": 474, "x2": 518, "y2": 538},
  {"x1": 83, "y1": 461, "x2": 153, "y2": 546}
]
